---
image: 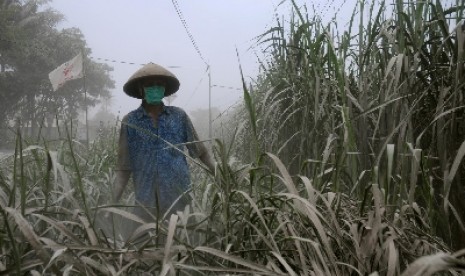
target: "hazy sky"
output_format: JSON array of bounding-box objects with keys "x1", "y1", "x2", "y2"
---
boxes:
[{"x1": 49, "y1": 0, "x2": 357, "y2": 117}]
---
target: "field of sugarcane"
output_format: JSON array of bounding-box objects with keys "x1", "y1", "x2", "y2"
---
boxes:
[{"x1": 3, "y1": 0, "x2": 465, "y2": 275}]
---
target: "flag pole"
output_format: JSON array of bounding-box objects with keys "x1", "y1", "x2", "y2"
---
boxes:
[{"x1": 82, "y1": 50, "x2": 89, "y2": 147}]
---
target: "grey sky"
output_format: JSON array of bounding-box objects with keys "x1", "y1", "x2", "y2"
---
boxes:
[{"x1": 49, "y1": 0, "x2": 357, "y2": 116}]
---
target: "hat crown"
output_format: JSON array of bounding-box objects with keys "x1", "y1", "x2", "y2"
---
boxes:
[
  {"x1": 128, "y1": 62, "x2": 176, "y2": 81},
  {"x1": 123, "y1": 62, "x2": 180, "y2": 99}
]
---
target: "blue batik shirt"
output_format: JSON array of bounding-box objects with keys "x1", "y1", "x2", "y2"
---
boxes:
[{"x1": 116, "y1": 104, "x2": 204, "y2": 212}]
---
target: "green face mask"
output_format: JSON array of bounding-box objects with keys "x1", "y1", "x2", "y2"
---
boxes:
[{"x1": 144, "y1": 85, "x2": 165, "y2": 104}]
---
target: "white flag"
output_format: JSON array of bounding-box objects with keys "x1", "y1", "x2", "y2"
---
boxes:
[{"x1": 48, "y1": 53, "x2": 83, "y2": 91}]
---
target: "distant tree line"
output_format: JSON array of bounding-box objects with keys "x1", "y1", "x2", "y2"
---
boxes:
[{"x1": 0, "y1": 0, "x2": 115, "y2": 143}]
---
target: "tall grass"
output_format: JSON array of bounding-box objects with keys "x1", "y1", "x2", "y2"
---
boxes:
[
  {"x1": 1, "y1": 126, "x2": 464, "y2": 275},
  {"x1": 232, "y1": 0, "x2": 465, "y2": 248},
  {"x1": 2, "y1": 0, "x2": 465, "y2": 274}
]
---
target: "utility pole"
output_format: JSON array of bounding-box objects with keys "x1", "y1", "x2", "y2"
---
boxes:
[{"x1": 208, "y1": 65, "x2": 212, "y2": 140}]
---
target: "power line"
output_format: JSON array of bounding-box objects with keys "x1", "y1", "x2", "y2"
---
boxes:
[
  {"x1": 212, "y1": 84, "x2": 242, "y2": 91},
  {"x1": 181, "y1": 66, "x2": 209, "y2": 106},
  {"x1": 211, "y1": 98, "x2": 242, "y2": 124},
  {"x1": 1, "y1": 35, "x2": 245, "y2": 106},
  {"x1": 320, "y1": 0, "x2": 337, "y2": 18},
  {"x1": 91, "y1": 57, "x2": 181, "y2": 68},
  {"x1": 333, "y1": 0, "x2": 350, "y2": 20},
  {"x1": 171, "y1": 0, "x2": 209, "y2": 67},
  {"x1": 0, "y1": 37, "x2": 181, "y2": 68}
]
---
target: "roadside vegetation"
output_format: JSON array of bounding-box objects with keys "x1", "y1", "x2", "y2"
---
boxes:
[{"x1": 2, "y1": 0, "x2": 465, "y2": 275}]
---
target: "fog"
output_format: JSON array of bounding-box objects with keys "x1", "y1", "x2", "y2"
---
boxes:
[
  {"x1": 51, "y1": 1, "x2": 278, "y2": 117},
  {"x1": 50, "y1": 0, "x2": 354, "y2": 117},
  {"x1": 0, "y1": 0, "x2": 361, "y2": 148}
]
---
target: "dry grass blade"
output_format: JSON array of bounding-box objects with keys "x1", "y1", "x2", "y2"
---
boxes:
[
  {"x1": 270, "y1": 251, "x2": 297, "y2": 276},
  {"x1": 386, "y1": 144, "x2": 394, "y2": 189},
  {"x1": 43, "y1": 248, "x2": 67, "y2": 273},
  {"x1": 400, "y1": 252, "x2": 465, "y2": 276},
  {"x1": 335, "y1": 261, "x2": 363, "y2": 276},
  {"x1": 4, "y1": 207, "x2": 52, "y2": 267},
  {"x1": 159, "y1": 264, "x2": 174, "y2": 276},
  {"x1": 161, "y1": 214, "x2": 179, "y2": 276},
  {"x1": 278, "y1": 193, "x2": 336, "y2": 267},
  {"x1": 194, "y1": 246, "x2": 281, "y2": 275},
  {"x1": 79, "y1": 256, "x2": 107, "y2": 275},
  {"x1": 446, "y1": 201, "x2": 465, "y2": 232},
  {"x1": 386, "y1": 236, "x2": 399, "y2": 276},
  {"x1": 174, "y1": 263, "x2": 279, "y2": 275},
  {"x1": 0, "y1": 188, "x2": 8, "y2": 209},
  {"x1": 0, "y1": 260, "x2": 43, "y2": 275},
  {"x1": 311, "y1": 241, "x2": 333, "y2": 275},
  {"x1": 235, "y1": 190, "x2": 277, "y2": 251},
  {"x1": 39, "y1": 237, "x2": 89, "y2": 273},
  {"x1": 299, "y1": 175, "x2": 316, "y2": 205},
  {"x1": 116, "y1": 259, "x2": 138, "y2": 276},
  {"x1": 266, "y1": 153, "x2": 298, "y2": 195},
  {"x1": 303, "y1": 186, "x2": 343, "y2": 240},
  {"x1": 102, "y1": 207, "x2": 145, "y2": 224},
  {"x1": 446, "y1": 138, "x2": 465, "y2": 184},
  {"x1": 48, "y1": 150, "x2": 72, "y2": 192},
  {"x1": 285, "y1": 222, "x2": 309, "y2": 274},
  {"x1": 372, "y1": 183, "x2": 383, "y2": 218},
  {"x1": 123, "y1": 248, "x2": 166, "y2": 261},
  {"x1": 77, "y1": 212, "x2": 98, "y2": 246},
  {"x1": 62, "y1": 265, "x2": 74, "y2": 275},
  {"x1": 408, "y1": 149, "x2": 421, "y2": 206},
  {"x1": 127, "y1": 222, "x2": 157, "y2": 241},
  {"x1": 32, "y1": 213, "x2": 84, "y2": 245}
]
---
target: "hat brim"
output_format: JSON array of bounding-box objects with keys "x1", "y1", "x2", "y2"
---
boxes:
[{"x1": 123, "y1": 75, "x2": 180, "y2": 99}]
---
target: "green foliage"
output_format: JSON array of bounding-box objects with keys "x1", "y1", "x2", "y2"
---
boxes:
[{"x1": 0, "y1": 0, "x2": 115, "y2": 140}]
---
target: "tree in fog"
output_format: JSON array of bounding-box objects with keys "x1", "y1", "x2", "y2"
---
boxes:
[{"x1": 0, "y1": 0, "x2": 114, "y2": 137}]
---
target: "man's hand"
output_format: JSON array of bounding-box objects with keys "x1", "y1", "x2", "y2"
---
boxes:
[
  {"x1": 113, "y1": 170, "x2": 131, "y2": 202},
  {"x1": 199, "y1": 151, "x2": 215, "y2": 174}
]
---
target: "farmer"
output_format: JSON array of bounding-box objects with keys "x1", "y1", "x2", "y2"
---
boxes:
[{"x1": 113, "y1": 62, "x2": 214, "y2": 222}]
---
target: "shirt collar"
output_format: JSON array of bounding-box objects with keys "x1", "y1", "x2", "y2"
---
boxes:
[{"x1": 136, "y1": 103, "x2": 170, "y2": 119}]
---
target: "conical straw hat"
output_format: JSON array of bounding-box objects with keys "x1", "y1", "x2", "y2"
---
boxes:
[{"x1": 123, "y1": 62, "x2": 180, "y2": 98}]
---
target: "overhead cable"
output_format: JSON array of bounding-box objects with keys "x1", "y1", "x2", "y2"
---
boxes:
[
  {"x1": 0, "y1": 37, "x2": 180, "y2": 68},
  {"x1": 212, "y1": 84, "x2": 242, "y2": 91},
  {"x1": 181, "y1": 66, "x2": 209, "y2": 106},
  {"x1": 171, "y1": 0, "x2": 209, "y2": 67},
  {"x1": 211, "y1": 99, "x2": 242, "y2": 123}
]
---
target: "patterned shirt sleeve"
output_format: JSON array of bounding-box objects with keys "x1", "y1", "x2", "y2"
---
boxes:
[
  {"x1": 185, "y1": 113, "x2": 207, "y2": 159},
  {"x1": 116, "y1": 115, "x2": 132, "y2": 171}
]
